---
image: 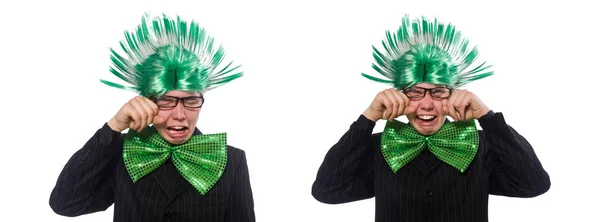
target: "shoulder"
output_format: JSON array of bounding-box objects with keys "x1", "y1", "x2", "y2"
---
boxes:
[
  {"x1": 226, "y1": 145, "x2": 249, "y2": 166},
  {"x1": 226, "y1": 145, "x2": 246, "y2": 156}
]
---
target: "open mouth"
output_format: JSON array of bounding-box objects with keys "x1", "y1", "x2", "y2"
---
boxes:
[
  {"x1": 167, "y1": 126, "x2": 189, "y2": 137},
  {"x1": 168, "y1": 126, "x2": 189, "y2": 131},
  {"x1": 416, "y1": 115, "x2": 436, "y2": 123}
]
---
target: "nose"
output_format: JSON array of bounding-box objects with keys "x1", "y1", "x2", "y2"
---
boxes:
[
  {"x1": 171, "y1": 102, "x2": 187, "y2": 120},
  {"x1": 419, "y1": 92, "x2": 434, "y2": 110}
]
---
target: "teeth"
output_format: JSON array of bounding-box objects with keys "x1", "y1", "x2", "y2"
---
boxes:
[
  {"x1": 171, "y1": 126, "x2": 185, "y2": 130},
  {"x1": 418, "y1": 115, "x2": 435, "y2": 120}
]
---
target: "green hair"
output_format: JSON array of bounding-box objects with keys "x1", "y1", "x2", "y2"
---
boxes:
[
  {"x1": 101, "y1": 13, "x2": 242, "y2": 97},
  {"x1": 362, "y1": 15, "x2": 493, "y2": 89}
]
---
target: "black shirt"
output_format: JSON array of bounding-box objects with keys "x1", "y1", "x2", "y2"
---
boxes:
[{"x1": 311, "y1": 112, "x2": 550, "y2": 222}]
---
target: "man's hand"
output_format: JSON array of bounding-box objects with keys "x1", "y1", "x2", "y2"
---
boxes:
[
  {"x1": 107, "y1": 96, "x2": 166, "y2": 132},
  {"x1": 363, "y1": 88, "x2": 417, "y2": 122},
  {"x1": 442, "y1": 89, "x2": 490, "y2": 121}
]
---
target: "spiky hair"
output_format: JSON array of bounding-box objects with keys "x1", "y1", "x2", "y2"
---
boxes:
[
  {"x1": 101, "y1": 13, "x2": 242, "y2": 97},
  {"x1": 362, "y1": 15, "x2": 493, "y2": 89}
]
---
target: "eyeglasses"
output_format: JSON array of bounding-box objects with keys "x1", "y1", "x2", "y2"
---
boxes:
[
  {"x1": 153, "y1": 95, "x2": 205, "y2": 109},
  {"x1": 402, "y1": 86, "x2": 452, "y2": 101}
]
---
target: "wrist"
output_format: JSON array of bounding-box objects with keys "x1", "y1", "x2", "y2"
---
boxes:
[
  {"x1": 362, "y1": 110, "x2": 378, "y2": 122},
  {"x1": 476, "y1": 107, "x2": 492, "y2": 119},
  {"x1": 107, "y1": 118, "x2": 125, "y2": 132}
]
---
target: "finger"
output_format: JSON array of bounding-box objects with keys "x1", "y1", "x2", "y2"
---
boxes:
[
  {"x1": 130, "y1": 98, "x2": 148, "y2": 131},
  {"x1": 404, "y1": 105, "x2": 417, "y2": 115},
  {"x1": 379, "y1": 93, "x2": 393, "y2": 120},
  {"x1": 461, "y1": 96, "x2": 473, "y2": 121},
  {"x1": 138, "y1": 97, "x2": 157, "y2": 127},
  {"x1": 153, "y1": 115, "x2": 166, "y2": 125},
  {"x1": 399, "y1": 91, "x2": 416, "y2": 116},
  {"x1": 131, "y1": 106, "x2": 146, "y2": 132},
  {"x1": 143, "y1": 97, "x2": 165, "y2": 125},
  {"x1": 458, "y1": 92, "x2": 472, "y2": 121},
  {"x1": 391, "y1": 90, "x2": 407, "y2": 117},
  {"x1": 441, "y1": 99, "x2": 449, "y2": 116},
  {"x1": 383, "y1": 89, "x2": 399, "y2": 120},
  {"x1": 382, "y1": 110, "x2": 390, "y2": 121},
  {"x1": 465, "y1": 109, "x2": 474, "y2": 121},
  {"x1": 454, "y1": 105, "x2": 463, "y2": 121},
  {"x1": 129, "y1": 121, "x2": 136, "y2": 132},
  {"x1": 405, "y1": 99, "x2": 416, "y2": 115},
  {"x1": 448, "y1": 106, "x2": 459, "y2": 121},
  {"x1": 133, "y1": 109, "x2": 145, "y2": 132},
  {"x1": 446, "y1": 93, "x2": 459, "y2": 121},
  {"x1": 142, "y1": 96, "x2": 159, "y2": 115},
  {"x1": 389, "y1": 90, "x2": 403, "y2": 120},
  {"x1": 125, "y1": 108, "x2": 141, "y2": 132},
  {"x1": 137, "y1": 99, "x2": 153, "y2": 128},
  {"x1": 451, "y1": 90, "x2": 465, "y2": 121}
]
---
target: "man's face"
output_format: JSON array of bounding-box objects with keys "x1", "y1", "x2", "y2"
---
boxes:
[
  {"x1": 405, "y1": 83, "x2": 450, "y2": 135},
  {"x1": 153, "y1": 90, "x2": 202, "y2": 145}
]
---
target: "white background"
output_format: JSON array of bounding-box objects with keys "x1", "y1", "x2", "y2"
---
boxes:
[{"x1": 0, "y1": 0, "x2": 598, "y2": 221}]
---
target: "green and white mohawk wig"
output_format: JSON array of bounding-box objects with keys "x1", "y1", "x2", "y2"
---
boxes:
[
  {"x1": 101, "y1": 13, "x2": 242, "y2": 97},
  {"x1": 362, "y1": 15, "x2": 493, "y2": 89}
]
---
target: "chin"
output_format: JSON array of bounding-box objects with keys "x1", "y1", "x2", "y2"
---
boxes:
[
  {"x1": 168, "y1": 140, "x2": 186, "y2": 145},
  {"x1": 416, "y1": 129, "x2": 436, "y2": 136},
  {"x1": 155, "y1": 130, "x2": 190, "y2": 145},
  {"x1": 166, "y1": 135, "x2": 192, "y2": 145}
]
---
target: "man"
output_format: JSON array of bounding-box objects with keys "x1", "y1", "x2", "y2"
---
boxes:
[
  {"x1": 311, "y1": 15, "x2": 550, "y2": 222},
  {"x1": 49, "y1": 13, "x2": 255, "y2": 222}
]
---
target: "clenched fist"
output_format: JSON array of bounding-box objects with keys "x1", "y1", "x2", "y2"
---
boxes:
[
  {"x1": 107, "y1": 96, "x2": 166, "y2": 132},
  {"x1": 442, "y1": 89, "x2": 490, "y2": 121},
  {"x1": 363, "y1": 88, "x2": 417, "y2": 122}
]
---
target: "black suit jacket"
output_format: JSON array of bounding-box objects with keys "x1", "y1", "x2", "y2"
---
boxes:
[
  {"x1": 50, "y1": 123, "x2": 255, "y2": 222},
  {"x1": 312, "y1": 112, "x2": 551, "y2": 222}
]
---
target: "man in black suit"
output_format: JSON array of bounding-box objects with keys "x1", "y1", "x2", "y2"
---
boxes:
[
  {"x1": 49, "y1": 13, "x2": 255, "y2": 222},
  {"x1": 311, "y1": 15, "x2": 550, "y2": 222}
]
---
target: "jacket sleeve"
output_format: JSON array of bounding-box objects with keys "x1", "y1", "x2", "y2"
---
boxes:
[
  {"x1": 49, "y1": 123, "x2": 123, "y2": 216},
  {"x1": 311, "y1": 115, "x2": 378, "y2": 204},
  {"x1": 480, "y1": 111, "x2": 551, "y2": 197}
]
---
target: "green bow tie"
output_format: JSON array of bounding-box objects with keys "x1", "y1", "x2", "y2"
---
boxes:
[
  {"x1": 122, "y1": 127, "x2": 227, "y2": 195},
  {"x1": 381, "y1": 119, "x2": 479, "y2": 173}
]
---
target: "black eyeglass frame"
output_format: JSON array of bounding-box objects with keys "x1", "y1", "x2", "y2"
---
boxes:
[
  {"x1": 402, "y1": 86, "x2": 453, "y2": 101},
  {"x1": 152, "y1": 95, "x2": 205, "y2": 109}
]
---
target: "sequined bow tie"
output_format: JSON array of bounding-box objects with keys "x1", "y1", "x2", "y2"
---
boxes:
[
  {"x1": 381, "y1": 119, "x2": 479, "y2": 173},
  {"x1": 123, "y1": 127, "x2": 227, "y2": 195}
]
